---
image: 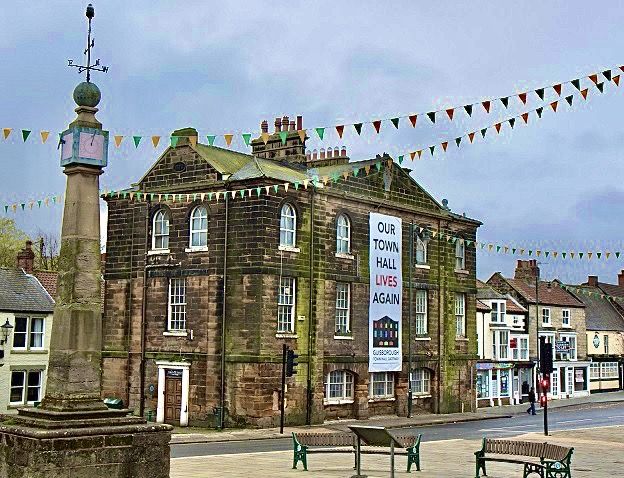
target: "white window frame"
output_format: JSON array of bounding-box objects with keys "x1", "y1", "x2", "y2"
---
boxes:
[
  {"x1": 415, "y1": 290, "x2": 428, "y2": 335},
  {"x1": 590, "y1": 363, "x2": 601, "y2": 379},
  {"x1": 152, "y1": 209, "x2": 170, "y2": 251},
  {"x1": 167, "y1": 278, "x2": 187, "y2": 331},
  {"x1": 369, "y1": 372, "x2": 395, "y2": 399},
  {"x1": 325, "y1": 370, "x2": 354, "y2": 403},
  {"x1": 278, "y1": 277, "x2": 296, "y2": 334},
  {"x1": 336, "y1": 214, "x2": 351, "y2": 254},
  {"x1": 559, "y1": 334, "x2": 577, "y2": 361},
  {"x1": 335, "y1": 282, "x2": 351, "y2": 336},
  {"x1": 539, "y1": 332, "x2": 555, "y2": 357},
  {"x1": 410, "y1": 368, "x2": 431, "y2": 396},
  {"x1": 562, "y1": 309, "x2": 571, "y2": 327},
  {"x1": 9, "y1": 370, "x2": 43, "y2": 406},
  {"x1": 498, "y1": 330, "x2": 509, "y2": 360},
  {"x1": 541, "y1": 307, "x2": 551, "y2": 326},
  {"x1": 476, "y1": 370, "x2": 490, "y2": 399},
  {"x1": 601, "y1": 362, "x2": 619, "y2": 379},
  {"x1": 12, "y1": 316, "x2": 45, "y2": 351},
  {"x1": 491, "y1": 302, "x2": 499, "y2": 323},
  {"x1": 519, "y1": 336, "x2": 529, "y2": 361},
  {"x1": 189, "y1": 205, "x2": 208, "y2": 249},
  {"x1": 415, "y1": 236, "x2": 427, "y2": 265},
  {"x1": 455, "y1": 239, "x2": 465, "y2": 270},
  {"x1": 455, "y1": 293, "x2": 466, "y2": 338},
  {"x1": 280, "y1": 203, "x2": 297, "y2": 247},
  {"x1": 604, "y1": 335, "x2": 609, "y2": 354}
]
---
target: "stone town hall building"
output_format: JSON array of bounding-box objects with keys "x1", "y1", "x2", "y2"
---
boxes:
[{"x1": 102, "y1": 116, "x2": 481, "y2": 427}]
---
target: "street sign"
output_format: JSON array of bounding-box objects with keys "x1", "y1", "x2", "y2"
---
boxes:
[{"x1": 555, "y1": 341, "x2": 570, "y2": 352}]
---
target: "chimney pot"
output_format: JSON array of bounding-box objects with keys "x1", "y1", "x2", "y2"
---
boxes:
[
  {"x1": 274, "y1": 118, "x2": 282, "y2": 133},
  {"x1": 305, "y1": 151, "x2": 311, "y2": 161},
  {"x1": 618, "y1": 270, "x2": 624, "y2": 287},
  {"x1": 282, "y1": 116, "x2": 289, "y2": 130},
  {"x1": 341, "y1": 146, "x2": 347, "y2": 157},
  {"x1": 334, "y1": 147, "x2": 340, "y2": 157},
  {"x1": 289, "y1": 120, "x2": 295, "y2": 131},
  {"x1": 312, "y1": 149, "x2": 318, "y2": 160},
  {"x1": 296, "y1": 115, "x2": 303, "y2": 130},
  {"x1": 16, "y1": 240, "x2": 35, "y2": 274},
  {"x1": 261, "y1": 120, "x2": 268, "y2": 133},
  {"x1": 320, "y1": 148, "x2": 326, "y2": 159},
  {"x1": 588, "y1": 275, "x2": 598, "y2": 287}
]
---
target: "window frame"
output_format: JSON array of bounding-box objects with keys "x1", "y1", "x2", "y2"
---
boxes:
[
  {"x1": 334, "y1": 282, "x2": 351, "y2": 336},
  {"x1": 415, "y1": 289, "x2": 428, "y2": 335},
  {"x1": 325, "y1": 370, "x2": 355, "y2": 403},
  {"x1": 12, "y1": 316, "x2": 45, "y2": 351},
  {"x1": 279, "y1": 203, "x2": 297, "y2": 247},
  {"x1": 604, "y1": 334, "x2": 609, "y2": 354},
  {"x1": 601, "y1": 362, "x2": 619, "y2": 379},
  {"x1": 410, "y1": 368, "x2": 431, "y2": 396},
  {"x1": 455, "y1": 293, "x2": 466, "y2": 338},
  {"x1": 498, "y1": 330, "x2": 509, "y2": 359},
  {"x1": 189, "y1": 205, "x2": 208, "y2": 249},
  {"x1": 10, "y1": 370, "x2": 43, "y2": 405},
  {"x1": 167, "y1": 278, "x2": 187, "y2": 332},
  {"x1": 415, "y1": 236, "x2": 427, "y2": 265},
  {"x1": 562, "y1": 309, "x2": 571, "y2": 327},
  {"x1": 152, "y1": 209, "x2": 170, "y2": 251},
  {"x1": 590, "y1": 363, "x2": 601, "y2": 380},
  {"x1": 541, "y1": 307, "x2": 551, "y2": 326},
  {"x1": 369, "y1": 372, "x2": 395, "y2": 399},
  {"x1": 455, "y1": 239, "x2": 465, "y2": 270},
  {"x1": 277, "y1": 277, "x2": 296, "y2": 334},
  {"x1": 336, "y1": 214, "x2": 351, "y2": 254}
]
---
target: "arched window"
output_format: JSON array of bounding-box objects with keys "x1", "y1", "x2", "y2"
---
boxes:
[
  {"x1": 325, "y1": 370, "x2": 354, "y2": 403},
  {"x1": 415, "y1": 236, "x2": 427, "y2": 264},
  {"x1": 410, "y1": 368, "x2": 431, "y2": 396},
  {"x1": 280, "y1": 203, "x2": 296, "y2": 247},
  {"x1": 189, "y1": 205, "x2": 208, "y2": 248},
  {"x1": 152, "y1": 210, "x2": 170, "y2": 250},
  {"x1": 455, "y1": 239, "x2": 465, "y2": 270},
  {"x1": 336, "y1": 214, "x2": 351, "y2": 254}
]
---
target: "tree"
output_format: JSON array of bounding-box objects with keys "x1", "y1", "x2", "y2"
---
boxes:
[
  {"x1": 0, "y1": 217, "x2": 30, "y2": 268},
  {"x1": 34, "y1": 229, "x2": 60, "y2": 271}
]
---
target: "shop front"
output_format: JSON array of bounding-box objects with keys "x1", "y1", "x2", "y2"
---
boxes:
[
  {"x1": 476, "y1": 362, "x2": 535, "y2": 408},
  {"x1": 547, "y1": 362, "x2": 591, "y2": 400}
]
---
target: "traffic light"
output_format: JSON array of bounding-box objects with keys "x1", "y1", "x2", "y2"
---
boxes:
[
  {"x1": 541, "y1": 376, "x2": 550, "y2": 392},
  {"x1": 540, "y1": 394, "x2": 548, "y2": 407},
  {"x1": 539, "y1": 337, "x2": 554, "y2": 374},
  {"x1": 286, "y1": 349, "x2": 298, "y2": 377}
]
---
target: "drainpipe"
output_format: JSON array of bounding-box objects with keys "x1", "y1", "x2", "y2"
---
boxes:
[
  {"x1": 219, "y1": 190, "x2": 230, "y2": 429},
  {"x1": 306, "y1": 187, "x2": 315, "y2": 425},
  {"x1": 437, "y1": 218, "x2": 442, "y2": 414},
  {"x1": 126, "y1": 203, "x2": 137, "y2": 409},
  {"x1": 407, "y1": 221, "x2": 413, "y2": 417},
  {"x1": 139, "y1": 198, "x2": 151, "y2": 416}
]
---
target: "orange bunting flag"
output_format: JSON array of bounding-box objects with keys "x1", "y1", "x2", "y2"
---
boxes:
[
  {"x1": 521, "y1": 112, "x2": 529, "y2": 124},
  {"x1": 114, "y1": 135, "x2": 123, "y2": 147},
  {"x1": 40, "y1": 131, "x2": 50, "y2": 143},
  {"x1": 589, "y1": 73, "x2": 599, "y2": 85},
  {"x1": 261, "y1": 132, "x2": 270, "y2": 144},
  {"x1": 417, "y1": 150, "x2": 423, "y2": 159},
  {"x1": 494, "y1": 123, "x2": 502, "y2": 134},
  {"x1": 550, "y1": 101, "x2": 558, "y2": 112},
  {"x1": 224, "y1": 134, "x2": 234, "y2": 146},
  {"x1": 336, "y1": 125, "x2": 344, "y2": 138},
  {"x1": 297, "y1": 130, "x2": 306, "y2": 142},
  {"x1": 151, "y1": 136, "x2": 161, "y2": 148},
  {"x1": 468, "y1": 132, "x2": 476, "y2": 143},
  {"x1": 410, "y1": 151, "x2": 417, "y2": 160},
  {"x1": 482, "y1": 101, "x2": 491, "y2": 113},
  {"x1": 409, "y1": 115, "x2": 417, "y2": 127},
  {"x1": 441, "y1": 141, "x2": 448, "y2": 152},
  {"x1": 613, "y1": 75, "x2": 621, "y2": 86},
  {"x1": 553, "y1": 84, "x2": 562, "y2": 96},
  {"x1": 580, "y1": 88, "x2": 589, "y2": 100},
  {"x1": 2, "y1": 128, "x2": 12, "y2": 139},
  {"x1": 189, "y1": 135, "x2": 197, "y2": 147},
  {"x1": 372, "y1": 120, "x2": 382, "y2": 133},
  {"x1": 518, "y1": 92, "x2": 527, "y2": 104},
  {"x1": 446, "y1": 108, "x2": 454, "y2": 121}
]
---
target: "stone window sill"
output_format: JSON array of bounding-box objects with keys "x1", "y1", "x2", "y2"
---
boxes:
[
  {"x1": 276, "y1": 333, "x2": 298, "y2": 339},
  {"x1": 456, "y1": 337, "x2": 469, "y2": 342},
  {"x1": 333, "y1": 335, "x2": 354, "y2": 340},
  {"x1": 10, "y1": 349, "x2": 48, "y2": 354},
  {"x1": 148, "y1": 249, "x2": 170, "y2": 256},
  {"x1": 414, "y1": 336, "x2": 431, "y2": 341},
  {"x1": 368, "y1": 397, "x2": 396, "y2": 403},
  {"x1": 163, "y1": 330, "x2": 188, "y2": 337},
  {"x1": 454, "y1": 269, "x2": 469, "y2": 275},
  {"x1": 412, "y1": 394, "x2": 432, "y2": 400},
  {"x1": 185, "y1": 246, "x2": 208, "y2": 253},
  {"x1": 323, "y1": 399, "x2": 354, "y2": 406},
  {"x1": 335, "y1": 252, "x2": 354, "y2": 260},
  {"x1": 278, "y1": 245, "x2": 301, "y2": 253},
  {"x1": 414, "y1": 264, "x2": 430, "y2": 270}
]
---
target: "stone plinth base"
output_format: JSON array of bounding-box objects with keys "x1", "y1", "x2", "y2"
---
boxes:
[{"x1": 0, "y1": 410, "x2": 173, "y2": 478}]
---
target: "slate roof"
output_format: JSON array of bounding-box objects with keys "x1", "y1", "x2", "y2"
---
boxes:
[
  {"x1": 193, "y1": 143, "x2": 253, "y2": 175},
  {"x1": 590, "y1": 282, "x2": 624, "y2": 298},
  {"x1": 228, "y1": 157, "x2": 309, "y2": 183},
  {"x1": 506, "y1": 278, "x2": 585, "y2": 308},
  {"x1": 0, "y1": 268, "x2": 55, "y2": 313},
  {"x1": 477, "y1": 284, "x2": 506, "y2": 300},
  {"x1": 573, "y1": 285, "x2": 624, "y2": 332}
]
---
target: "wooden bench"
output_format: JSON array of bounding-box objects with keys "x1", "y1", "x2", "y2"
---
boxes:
[
  {"x1": 475, "y1": 438, "x2": 574, "y2": 478},
  {"x1": 291, "y1": 431, "x2": 421, "y2": 472}
]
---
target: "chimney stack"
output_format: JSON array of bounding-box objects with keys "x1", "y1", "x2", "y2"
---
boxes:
[
  {"x1": 305, "y1": 150, "x2": 311, "y2": 161},
  {"x1": 514, "y1": 259, "x2": 540, "y2": 283},
  {"x1": 289, "y1": 120, "x2": 295, "y2": 132},
  {"x1": 320, "y1": 148, "x2": 326, "y2": 159},
  {"x1": 312, "y1": 149, "x2": 318, "y2": 160},
  {"x1": 618, "y1": 270, "x2": 624, "y2": 287},
  {"x1": 334, "y1": 147, "x2": 340, "y2": 157},
  {"x1": 341, "y1": 146, "x2": 347, "y2": 157},
  {"x1": 282, "y1": 116, "x2": 289, "y2": 131},
  {"x1": 326, "y1": 148, "x2": 333, "y2": 158},
  {"x1": 17, "y1": 240, "x2": 35, "y2": 274},
  {"x1": 587, "y1": 275, "x2": 598, "y2": 287},
  {"x1": 274, "y1": 117, "x2": 282, "y2": 133},
  {"x1": 296, "y1": 115, "x2": 303, "y2": 130},
  {"x1": 261, "y1": 120, "x2": 268, "y2": 133}
]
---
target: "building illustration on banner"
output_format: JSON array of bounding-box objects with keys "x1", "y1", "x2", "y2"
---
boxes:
[{"x1": 373, "y1": 316, "x2": 399, "y2": 347}]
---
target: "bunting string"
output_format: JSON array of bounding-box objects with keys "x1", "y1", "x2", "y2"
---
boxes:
[{"x1": 2, "y1": 65, "x2": 622, "y2": 150}]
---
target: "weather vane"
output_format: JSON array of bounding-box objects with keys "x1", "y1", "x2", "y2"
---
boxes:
[{"x1": 67, "y1": 4, "x2": 109, "y2": 83}]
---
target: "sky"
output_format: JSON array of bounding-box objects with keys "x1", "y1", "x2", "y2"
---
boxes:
[{"x1": 1, "y1": 0, "x2": 624, "y2": 284}]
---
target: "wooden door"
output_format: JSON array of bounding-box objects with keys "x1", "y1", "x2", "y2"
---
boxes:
[{"x1": 165, "y1": 371, "x2": 182, "y2": 424}]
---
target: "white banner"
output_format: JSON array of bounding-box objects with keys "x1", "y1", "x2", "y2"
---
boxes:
[{"x1": 369, "y1": 212, "x2": 402, "y2": 372}]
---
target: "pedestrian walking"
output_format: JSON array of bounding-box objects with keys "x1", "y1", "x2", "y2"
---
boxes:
[{"x1": 527, "y1": 387, "x2": 536, "y2": 415}]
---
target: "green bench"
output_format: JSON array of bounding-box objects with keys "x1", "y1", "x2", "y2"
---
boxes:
[
  {"x1": 291, "y1": 431, "x2": 421, "y2": 472},
  {"x1": 475, "y1": 438, "x2": 574, "y2": 478}
]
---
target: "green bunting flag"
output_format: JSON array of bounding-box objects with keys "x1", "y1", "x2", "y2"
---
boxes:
[
  {"x1": 496, "y1": 245, "x2": 501, "y2": 253},
  {"x1": 603, "y1": 70, "x2": 612, "y2": 81},
  {"x1": 536, "y1": 107, "x2": 544, "y2": 118},
  {"x1": 565, "y1": 95, "x2": 573, "y2": 106},
  {"x1": 207, "y1": 135, "x2": 216, "y2": 146},
  {"x1": 562, "y1": 252, "x2": 567, "y2": 259},
  {"x1": 391, "y1": 118, "x2": 400, "y2": 129},
  {"x1": 596, "y1": 82, "x2": 604, "y2": 93},
  {"x1": 256, "y1": 187, "x2": 261, "y2": 197},
  {"x1": 508, "y1": 118, "x2": 516, "y2": 129},
  {"x1": 455, "y1": 137, "x2": 462, "y2": 147},
  {"x1": 170, "y1": 136, "x2": 179, "y2": 147},
  {"x1": 427, "y1": 112, "x2": 436, "y2": 124},
  {"x1": 398, "y1": 155, "x2": 404, "y2": 164},
  {"x1": 597, "y1": 252, "x2": 602, "y2": 259},
  {"x1": 535, "y1": 88, "x2": 545, "y2": 100},
  {"x1": 480, "y1": 128, "x2": 487, "y2": 138},
  {"x1": 133, "y1": 136, "x2": 142, "y2": 148},
  {"x1": 273, "y1": 185, "x2": 279, "y2": 193},
  {"x1": 429, "y1": 145, "x2": 435, "y2": 155},
  {"x1": 22, "y1": 130, "x2": 31, "y2": 142},
  {"x1": 279, "y1": 131, "x2": 288, "y2": 145},
  {"x1": 315, "y1": 128, "x2": 325, "y2": 140},
  {"x1": 617, "y1": 252, "x2": 621, "y2": 259},
  {"x1": 512, "y1": 248, "x2": 517, "y2": 254},
  {"x1": 375, "y1": 161, "x2": 381, "y2": 171},
  {"x1": 354, "y1": 123, "x2": 363, "y2": 135},
  {"x1": 242, "y1": 133, "x2": 252, "y2": 146},
  {"x1": 571, "y1": 79, "x2": 581, "y2": 90},
  {"x1": 500, "y1": 97, "x2": 509, "y2": 108},
  {"x1": 464, "y1": 104, "x2": 473, "y2": 116},
  {"x1": 579, "y1": 252, "x2": 584, "y2": 259}
]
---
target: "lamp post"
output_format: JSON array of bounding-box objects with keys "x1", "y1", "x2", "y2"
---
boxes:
[{"x1": 0, "y1": 318, "x2": 14, "y2": 359}]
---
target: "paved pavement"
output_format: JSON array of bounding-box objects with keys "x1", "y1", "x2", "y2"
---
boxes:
[
  {"x1": 170, "y1": 390, "x2": 624, "y2": 445},
  {"x1": 170, "y1": 424, "x2": 624, "y2": 477}
]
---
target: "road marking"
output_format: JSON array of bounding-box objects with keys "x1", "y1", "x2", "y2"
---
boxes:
[{"x1": 557, "y1": 418, "x2": 593, "y2": 425}]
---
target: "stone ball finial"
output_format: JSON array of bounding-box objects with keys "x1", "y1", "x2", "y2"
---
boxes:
[{"x1": 73, "y1": 81, "x2": 101, "y2": 107}]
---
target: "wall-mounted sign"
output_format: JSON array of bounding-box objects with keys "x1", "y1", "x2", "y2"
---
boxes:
[
  {"x1": 510, "y1": 338, "x2": 518, "y2": 349},
  {"x1": 593, "y1": 333, "x2": 600, "y2": 349},
  {"x1": 555, "y1": 341, "x2": 570, "y2": 352},
  {"x1": 166, "y1": 368, "x2": 183, "y2": 378}
]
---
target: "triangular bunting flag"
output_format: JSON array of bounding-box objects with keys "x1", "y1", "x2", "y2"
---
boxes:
[
  {"x1": 606, "y1": 252, "x2": 611, "y2": 259},
  {"x1": 565, "y1": 95, "x2": 573, "y2": 106},
  {"x1": 429, "y1": 145, "x2": 435, "y2": 156},
  {"x1": 21, "y1": 130, "x2": 31, "y2": 142},
  {"x1": 2, "y1": 128, "x2": 12, "y2": 139},
  {"x1": 256, "y1": 187, "x2": 261, "y2": 197},
  {"x1": 441, "y1": 141, "x2": 448, "y2": 152},
  {"x1": 398, "y1": 155, "x2": 404, "y2": 165},
  {"x1": 500, "y1": 97, "x2": 509, "y2": 108},
  {"x1": 553, "y1": 251, "x2": 558, "y2": 258},
  {"x1": 579, "y1": 252, "x2": 584, "y2": 259},
  {"x1": 535, "y1": 88, "x2": 545, "y2": 100},
  {"x1": 536, "y1": 107, "x2": 544, "y2": 118},
  {"x1": 550, "y1": 101, "x2": 558, "y2": 112},
  {"x1": 521, "y1": 112, "x2": 529, "y2": 124},
  {"x1": 264, "y1": 186, "x2": 270, "y2": 195},
  {"x1": 464, "y1": 105, "x2": 473, "y2": 116},
  {"x1": 336, "y1": 125, "x2": 344, "y2": 138},
  {"x1": 616, "y1": 252, "x2": 621, "y2": 259},
  {"x1": 151, "y1": 136, "x2": 161, "y2": 148},
  {"x1": 303, "y1": 179, "x2": 309, "y2": 188},
  {"x1": 417, "y1": 150, "x2": 423, "y2": 159},
  {"x1": 553, "y1": 84, "x2": 562, "y2": 96},
  {"x1": 518, "y1": 92, "x2": 527, "y2": 104},
  {"x1": 373, "y1": 120, "x2": 382, "y2": 133},
  {"x1": 133, "y1": 136, "x2": 142, "y2": 147},
  {"x1": 512, "y1": 248, "x2": 517, "y2": 255},
  {"x1": 231, "y1": 190, "x2": 236, "y2": 199},
  {"x1": 480, "y1": 128, "x2": 487, "y2": 138},
  {"x1": 354, "y1": 123, "x2": 363, "y2": 135},
  {"x1": 562, "y1": 252, "x2": 567, "y2": 259},
  {"x1": 170, "y1": 136, "x2": 179, "y2": 148},
  {"x1": 364, "y1": 165, "x2": 371, "y2": 174},
  {"x1": 409, "y1": 152, "x2": 416, "y2": 160},
  {"x1": 114, "y1": 135, "x2": 123, "y2": 147},
  {"x1": 613, "y1": 75, "x2": 620, "y2": 86},
  {"x1": 315, "y1": 127, "x2": 325, "y2": 140},
  {"x1": 446, "y1": 108, "x2": 454, "y2": 121},
  {"x1": 261, "y1": 132, "x2": 269, "y2": 144},
  {"x1": 488, "y1": 244, "x2": 494, "y2": 251},
  {"x1": 409, "y1": 115, "x2": 417, "y2": 127},
  {"x1": 482, "y1": 100, "x2": 491, "y2": 113},
  {"x1": 588, "y1": 252, "x2": 593, "y2": 260},
  {"x1": 455, "y1": 137, "x2": 462, "y2": 147},
  {"x1": 596, "y1": 82, "x2": 604, "y2": 93},
  {"x1": 279, "y1": 131, "x2": 288, "y2": 145},
  {"x1": 40, "y1": 131, "x2": 50, "y2": 143},
  {"x1": 207, "y1": 135, "x2": 216, "y2": 146},
  {"x1": 242, "y1": 133, "x2": 252, "y2": 146},
  {"x1": 468, "y1": 132, "x2": 476, "y2": 143},
  {"x1": 427, "y1": 112, "x2": 436, "y2": 123},
  {"x1": 589, "y1": 73, "x2": 599, "y2": 85},
  {"x1": 391, "y1": 118, "x2": 400, "y2": 129},
  {"x1": 273, "y1": 185, "x2": 279, "y2": 193},
  {"x1": 571, "y1": 79, "x2": 581, "y2": 91},
  {"x1": 571, "y1": 252, "x2": 575, "y2": 259},
  {"x1": 528, "y1": 250, "x2": 533, "y2": 256},
  {"x1": 494, "y1": 123, "x2": 502, "y2": 134},
  {"x1": 580, "y1": 88, "x2": 589, "y2": 100},
  {"x1": 603, "y1": 70, "x2": 612, "y2": 81},
  {"x1": 297, "y1": 129, "x2": 306, "y2": 142},
  {"x1": 224, "y1": 134, "x2": 234, "y2": 146},
  {"x1": 496, "y1": 245, "x2": 501, "y2": 253},
  {"x1": 508, "y1": 118, "x2": 516, "y2": 129}
]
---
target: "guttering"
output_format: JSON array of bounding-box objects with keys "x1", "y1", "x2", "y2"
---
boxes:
[{"x1": 139, "y1": 198, "x2": 151, "y2": 416}]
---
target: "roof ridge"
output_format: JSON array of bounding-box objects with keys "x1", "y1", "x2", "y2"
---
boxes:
[{"x1": 253, "y1": 156, "x2": 267, "y2": 178}]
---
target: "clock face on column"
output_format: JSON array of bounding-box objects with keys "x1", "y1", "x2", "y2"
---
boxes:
[{"x1": 78, "y1": 132, "x2": 105, "y2": 160}]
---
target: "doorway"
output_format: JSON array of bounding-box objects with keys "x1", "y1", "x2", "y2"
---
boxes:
[{"x1": 165, "y1": 369, "x2": 183, "y2": 424}]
